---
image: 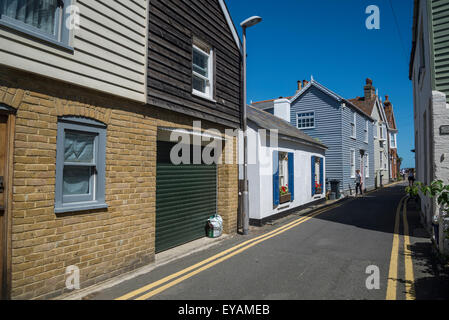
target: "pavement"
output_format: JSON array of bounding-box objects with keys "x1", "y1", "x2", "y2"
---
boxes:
[{"x1": 86, "y1": 182, "x2": 449, "y2": 300}]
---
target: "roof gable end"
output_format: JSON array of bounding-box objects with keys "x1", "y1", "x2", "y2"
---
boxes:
[{"x1": 218, "y1": 0, "x2": 242, "y2": 52}]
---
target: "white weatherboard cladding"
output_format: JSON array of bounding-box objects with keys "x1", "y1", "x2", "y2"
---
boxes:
[
  {"x1": 0, "y1": 0, "x2": 148, "y2": 102},
  {"x1": 341, "y1": 105, "x2": 375, "y2": 192},
  {"x1": 371, "y1": 99, "x2": 390, "y2": 186}
]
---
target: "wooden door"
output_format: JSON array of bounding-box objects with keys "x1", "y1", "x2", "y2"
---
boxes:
[{"x1": 0, "y1": 114, "x2": 7, "y2": 299}]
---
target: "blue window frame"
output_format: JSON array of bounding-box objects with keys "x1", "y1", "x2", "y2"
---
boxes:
[
  {"x1": 0, "y1": 0, "x2": 72, "y2": 49},
  {"x1": 55, "y1": 117, "x2": 107, "y2": 214},
  {"x1": 297, "y1": 112, "x2": 315, "y2": 129}
]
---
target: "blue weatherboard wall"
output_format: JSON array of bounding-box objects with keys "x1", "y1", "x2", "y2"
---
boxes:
[
  {"x1": 290, "y1": 86, "x2": 343, "y2": 185},
  {"x1": 290, "y1": 85, "x2": 374, "y2": 193}
]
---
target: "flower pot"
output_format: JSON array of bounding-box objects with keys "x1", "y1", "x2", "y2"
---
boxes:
[{"x1": 280, "y1": 193, "x2": 291, "y2": 204}]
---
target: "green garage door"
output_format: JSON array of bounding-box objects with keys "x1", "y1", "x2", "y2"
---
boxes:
[{"x1": 156, "y1": 164, "x2": 217, "y2": 253}]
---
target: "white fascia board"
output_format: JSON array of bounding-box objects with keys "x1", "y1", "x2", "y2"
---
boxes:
[
  {"x1": 289, "y1": 80, "x2": 343, "y2": 105},
  {"x1": 218, "y1": 0, "x2": 242, "y2": 53}
]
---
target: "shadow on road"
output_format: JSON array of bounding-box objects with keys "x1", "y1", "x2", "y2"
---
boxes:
[{"x1": 311, "y1": 185, "x2": 411, "y2": 236}]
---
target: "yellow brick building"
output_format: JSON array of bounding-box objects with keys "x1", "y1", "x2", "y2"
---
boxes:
[{"x1": 0, "y1": 0, "x2": 241, "y2": 299}]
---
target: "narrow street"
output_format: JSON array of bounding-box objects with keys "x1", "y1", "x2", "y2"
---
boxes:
[{"x1": 91, "y1": 184, "x2": 449, "y2": 300}]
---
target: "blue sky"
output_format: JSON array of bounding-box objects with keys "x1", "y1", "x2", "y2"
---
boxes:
[{"x1": 226, "y1": 0, "x2": 415, "y2": 168}]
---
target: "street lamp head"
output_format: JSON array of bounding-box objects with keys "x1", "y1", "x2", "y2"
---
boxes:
[{"x1": 240, "y1": 16, "x2": 262, "y2": 29}]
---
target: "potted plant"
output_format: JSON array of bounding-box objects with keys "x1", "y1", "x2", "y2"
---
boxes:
[
  {"x1": 407, "y1": 180, "x2": 449, "y2": 247},
  {"x1": 279, "y1": 185, "x2": 291, "y2": 204}
]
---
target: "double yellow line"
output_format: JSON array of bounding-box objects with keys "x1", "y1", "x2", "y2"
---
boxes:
[
  {"x1": 116, "y1": 201, "x2": 348, "y2": 300},
  {"x1": 386, "y1": 196, "x2": 415, "y2": 300}
]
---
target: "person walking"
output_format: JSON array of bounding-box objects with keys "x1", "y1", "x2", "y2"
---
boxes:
[
  {"x1": 408, "y1": 169, "x2": 416, "y2": 187},
  {"x1": 355, "y1": 170, "x2": 363, "y2": 196}
]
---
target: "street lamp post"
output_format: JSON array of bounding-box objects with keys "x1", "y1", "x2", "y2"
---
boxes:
[{"x1": 240, "y1": 16, "x2": 262, "y2": 235}]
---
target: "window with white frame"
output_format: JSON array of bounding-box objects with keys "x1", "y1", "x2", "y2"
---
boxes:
[
  {"x1": 390, "y1": 133, "x2": 397, "y2": 148},
  {"x1": 374, "y1": 121, "x2": 378, "y2": 139},
  {"x1": 0, "y1": 0, "x2": 72, "y2": 47},
  {"x1": 379, "y1": 124, "x2": 387, "y2": 141},
  {"x1": 379, "y1": 122, "x2": 383, "y2": 140},
  {"x1": 350, "y1": 149, "x2": 356, "y2": 178},
  {"x1": 364, "y1": 120, "x2": 369, "y2": 143},
  {"x1": 297, "y1": 112, "x2": 315, "y2": 129},
  {"x1": 380, "y1": 151, "x2": 383, "y2": 170},
  {"x1": 351, "y1": 112, "x2": 356, "y2": 139},
  {"x1": 365, "y1": 154, "x2": 369, "y2": 178},
  {"x1": 192, "y1": 39, "x2": 214, "y2": 99},
  {"x1": 55, "y1": 117, "x2": 107, "y2": 213},
  {"x1": 279, "y1": 152, "x2": 289, "y2": 189}
]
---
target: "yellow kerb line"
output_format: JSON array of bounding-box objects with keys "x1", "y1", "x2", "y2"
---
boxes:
[
  {"x1": 386, "y1": 196, "x2": 406, "y2": 300},
  {"x1": 135, "y1": 208, "x2": 329, "y2": 300},
  {"x1": 117, "y1": 201, "x2": 347, "y2": 300},
  {"x1": 403, "y1": 198, "x2": 416, "y2": 300}
]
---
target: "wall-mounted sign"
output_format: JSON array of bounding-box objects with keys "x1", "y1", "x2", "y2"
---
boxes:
[{"x1": 440, "y1": 125, "x2": 449, "y2": 135}]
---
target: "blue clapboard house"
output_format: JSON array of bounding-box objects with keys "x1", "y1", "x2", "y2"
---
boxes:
[{"x1": 252, "y1": 79, "x2": 375, "y2": 196}]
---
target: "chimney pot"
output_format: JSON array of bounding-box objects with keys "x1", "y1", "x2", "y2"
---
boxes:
[
  {"x1": 364, "y1": 78, "x2": 375, "y2": 100},
  {"x1": 297, "y1": 80, "x2": 302, "y2": 92}
]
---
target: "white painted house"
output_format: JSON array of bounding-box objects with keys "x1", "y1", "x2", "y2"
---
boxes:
[
  {"x1": 410, "y1": 0, "x2": 449, "y2": 255},
  {"x1": 242, "y1": 105, "x2": 327, "y2": 226}
]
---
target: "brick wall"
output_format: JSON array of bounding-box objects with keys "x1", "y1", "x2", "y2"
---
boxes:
[{"x1": 0, "y1": 66, "x2": 238, "y2": 299}]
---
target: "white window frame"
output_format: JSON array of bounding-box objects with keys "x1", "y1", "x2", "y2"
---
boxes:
[
  {"x1": 365, "y1": 153, "x2": 369, "y2": 178},
  {"x1": 380, "y1": 151, "x2": 383, "y2": 170},
  {"x1": 390, "y1": 133, "x2": 397, "y2": 148},
  {"x1": 379, "y1": 122, "x2": 383, "y2": 140},
  {"x1": 296, "y1": 112, "x2": 315, "y2": 129},
  {"x1": 192, "y1": 41, "x2": 214, "y2": 101},
  {"x1": 350, "y1": 149, "x2": 356, "y2": 178},
  {"x1": 374, "y1": 121, "x2": 378, "y2": 139},
  {"x1": 279, "y1": 152, "x2": 289, "y2": 188},
  {"x1": 364, "y1": 120, "x2": 369, "y2": 143},
  {"x1": 351, "y1": 112, "x2": 356, "y2": 139}
]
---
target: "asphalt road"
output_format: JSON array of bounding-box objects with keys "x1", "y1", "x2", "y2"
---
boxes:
[{"x1": 92, "y1": 183, "x2": 449, "y2": 300}]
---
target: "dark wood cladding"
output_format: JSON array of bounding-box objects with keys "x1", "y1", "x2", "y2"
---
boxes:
[{"x1": 148, "y1": 0, "x2": 242, "y2": 128}]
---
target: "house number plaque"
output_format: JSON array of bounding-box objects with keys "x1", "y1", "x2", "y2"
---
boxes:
[{"x1": 440, "y1": 125, "x2": 449, "y2": 135}]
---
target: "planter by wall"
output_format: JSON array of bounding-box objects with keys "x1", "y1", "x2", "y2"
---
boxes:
[{"x1": 280, "y1": 193, "x2": 291, "y2": 204}]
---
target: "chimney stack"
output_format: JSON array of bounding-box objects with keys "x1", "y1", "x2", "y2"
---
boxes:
[
  {"x1": 364, "y1": 78, "x2": 375, "y2": 100},
  {"x1": 297, "y1": 80, "x2": 302, "y2": 92},
  {"x1": 303, "y1": 80, "x2": 309, "y2": 88},
  {"x1": 384, "y1": 95, "x2": 392, "y2": 110}
]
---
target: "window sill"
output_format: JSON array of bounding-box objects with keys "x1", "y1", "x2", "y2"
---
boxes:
[
  {"x1": 192, "y1": 91, "x2": 216, "y2": 103},
  {"x1": 0, "y1": 20, "x2": 74, "y2": 53},
  {"x1": 350, "y1": 136, "x2": 357, "y2": 140},
  {"x1": 55, "y1": 202, "x2": 108, "y2": 214}
]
